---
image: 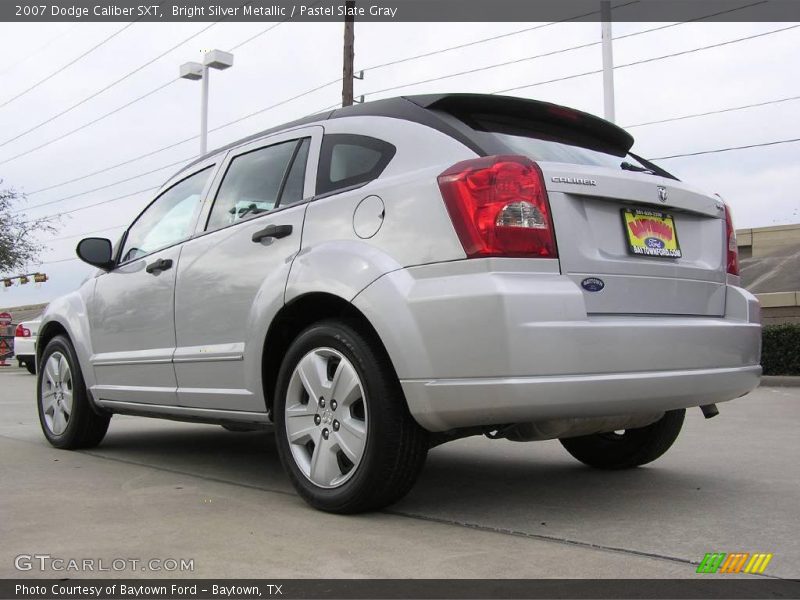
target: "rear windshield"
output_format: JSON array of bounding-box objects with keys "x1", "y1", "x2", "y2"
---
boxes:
[
  {"x1": 483, "y1": 130, "x2": 649, "y2": 170},
  {"x1": 449, "y1": 112, "x2": 667, "y2": 175}
]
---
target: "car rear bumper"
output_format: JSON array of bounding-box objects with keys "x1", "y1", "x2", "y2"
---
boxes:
[
  {"x1": 353, "y1": 258, "x2": 762, "y2": 432},
  {"x1": 400, "y1": 365, "x2": 760, "y2": 431},
  {"x1": 13, "y1": 338, "x2": 36, "y2": 362}
]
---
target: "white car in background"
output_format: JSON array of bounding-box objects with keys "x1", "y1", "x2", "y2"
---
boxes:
[{"x1": 14, "y1": 319, "x2": 40, "y2": 374}]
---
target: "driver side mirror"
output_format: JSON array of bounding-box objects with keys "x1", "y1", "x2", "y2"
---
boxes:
[{"x1": 76, "y1": 237, "x2": 115, "y2": 270}]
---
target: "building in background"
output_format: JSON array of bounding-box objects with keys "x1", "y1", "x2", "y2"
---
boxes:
[{"x1": 738, "y1": 224, "x2": 800, "y2": 325}]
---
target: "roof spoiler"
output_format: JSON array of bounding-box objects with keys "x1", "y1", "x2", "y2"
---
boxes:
[{"x1": 404, "y1": 93, "x2": 635, "y2": 154}]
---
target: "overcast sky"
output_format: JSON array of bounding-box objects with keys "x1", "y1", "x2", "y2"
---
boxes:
[{"x1": 1, "y1": 6, "x2": 799, "y2": 307}]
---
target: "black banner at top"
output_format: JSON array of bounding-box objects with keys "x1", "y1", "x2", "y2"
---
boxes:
[{"x1": 3, "y1": 0, "x2": 800, "y2": 22}]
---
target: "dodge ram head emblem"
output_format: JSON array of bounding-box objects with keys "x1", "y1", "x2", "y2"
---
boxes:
[{"x1": 657, "y1": 186, "x2": 668, "y2": 203}]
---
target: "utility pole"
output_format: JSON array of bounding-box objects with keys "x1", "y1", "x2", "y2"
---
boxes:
[
  {"x1": 342, "y1": 0, "x2": 355, "y2": 107},
  {"x1": 600, "y1": 0, "x2": 616, "y2": 123}
]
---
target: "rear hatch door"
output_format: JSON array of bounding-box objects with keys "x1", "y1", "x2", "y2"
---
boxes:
[
  {"x1": 415, "y1": 93, "x2": 728, "y2": 316},
  {"x1": 543, "y1": 164, "x2": 726, "y2": 316}
]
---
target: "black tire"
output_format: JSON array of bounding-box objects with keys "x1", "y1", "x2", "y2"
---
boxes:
[
  {"x1": 274, "y1": 320, "x2": 428, "y2": 513},
  {"x1": 37, "y1": 335, "x2": 110, "y2": 449},
  {"x1": 25, "y1": 361, "x2": 36, "y2": 375},
  {"x1": 559, "y1": 409, "x2": 685, "y2": 470}
]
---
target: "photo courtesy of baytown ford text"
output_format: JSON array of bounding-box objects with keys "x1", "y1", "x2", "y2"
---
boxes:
[{"x1": 1, "y1": 1, "x2": 799, "y2": 599}]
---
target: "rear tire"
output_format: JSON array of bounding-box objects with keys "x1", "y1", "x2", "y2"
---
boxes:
[
  {"x1": 274, "y1": 320, "x2": 428, "y2": 513},
  {"x1": 25, "y1": 361, "x2": 36, "y2": 375},
  {"x1": 37, "y1": 335, "x2": 110, "y2": 449},
  {"x1": 560, "y1": 409, "x2": 685, "y2": 469}
]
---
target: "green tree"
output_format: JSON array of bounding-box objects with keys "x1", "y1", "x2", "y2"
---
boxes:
[{"x1": 0, "y1": 185, "x2": 58, "y2": 276}]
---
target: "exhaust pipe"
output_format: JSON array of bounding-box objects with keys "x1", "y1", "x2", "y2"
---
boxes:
[{"x1": 700, "y1": 404, "x2": 719, "y2": 419}]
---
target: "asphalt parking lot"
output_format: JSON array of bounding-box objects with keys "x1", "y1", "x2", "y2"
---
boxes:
[{"x1": 0, "y1": 365, "x2": 797, "y2": 580}]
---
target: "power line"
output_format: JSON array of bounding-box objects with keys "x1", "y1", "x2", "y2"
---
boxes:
[
  {"x1": 18, "y1": 79, "x2": 337, "y2": 212},
  {"x1": 358, "y1": 40, "x2": 603, "y2": 99},
  {"x1": 495, "y1": 24, "x2": 800, "y2": 95},
  {"x1": 651, "y1": 137, "x2": 800, "y2": 160},
  {"x1": 355, "y1": 0, "x2": 762, "y2": 76},
  {"x1": 623, "y1": 94, "x2": 800, "y2": 128},
  {"x1": 9, "y1": 6, "x2": 642, "y2": 197},
  {"x1": 59, "y1": 186, "x2": 159, "y2": 217},
  {"x1": 0, "y1": 18, "x2": 292, "y2": 169},
  {"x1": 22, "y1": 79, "x2": 339, "y2": 201},
  {"x1": 227, "y1": 0, "x2": 322, "y2": 51},
  {"x1": 0, "y1": 23, "x2": 80, "y2": 78},
  {"x1": 0, "y1": 78, "x2": 179, "y2": 167},
  {"x1": 2, "y1": 13, "x2": 689, "y2": 199},
  {"x1": 357, "y1": 4, "x2": 775, "y2": 101},
  {"x1": 25, "y1": 135, "x2": 197, "y2": 195},
  {"x1": 0, "y1": 21, "x2": 137, "y2": 109},
  {"x1": 48, "y1": 223, "x2": 128, "y2": 243},
  {"x1": 355, "y1": 0, "x2": 641, "y2": 74},
  {"x1": 208, "y1": 78, "x2": 340, "y2": 133},
  {"x1": 20, "y1": 185, "x2": 159, "y2": 225},
  {"x1": 15, "y1": 5, "x2": 786, "y2": 212},
  {"x1": 165, "y1": 3, "x2": 643, "y2": 126},
  {"x1": 0, "y1": 20, "x2": 220, "y2": 150},
  {"x1": 228, "y1": 21, "x2": 284, "y2": 51},
  {"x1": 14, "y1": 157, "x2": 190, "y2": 214}
]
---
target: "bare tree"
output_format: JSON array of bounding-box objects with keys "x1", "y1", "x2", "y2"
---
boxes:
[{"x1": 0, "y1": 185, "x2": 59, "y2": 276}]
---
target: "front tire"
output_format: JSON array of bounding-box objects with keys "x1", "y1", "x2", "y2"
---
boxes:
[
  {"x1": 560, "y1": 409, "x2": 685, "y2": 469},
  {"x1": 274, "y1": 320, "x2": 428, "y2": 513},
  {"x1": 37, "y1": 335, "x2": 110, "y2": 449}
]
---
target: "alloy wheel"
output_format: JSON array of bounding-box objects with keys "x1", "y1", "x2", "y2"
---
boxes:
[
  {"x1": 40, "y1": 352, "x2": 73, "y2": 436},
  {"x1": 284, "y1": 347, "x2": 368, "y2": 488}
]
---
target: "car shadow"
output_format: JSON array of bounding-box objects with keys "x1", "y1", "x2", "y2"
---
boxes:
[
  {"x1": 85, "y1": 418, "x2": 796, "y2": 576},
  {"x1": 93, "y1": 422, "x2": 291, "y2": 493},
  {"x1": 93, "y1": 421, "x2": 721, "y2": 521}
]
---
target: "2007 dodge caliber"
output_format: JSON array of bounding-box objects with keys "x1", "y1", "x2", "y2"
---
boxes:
[{"x1": 37, "y1": 94, "x2": 761, "y2": 513}]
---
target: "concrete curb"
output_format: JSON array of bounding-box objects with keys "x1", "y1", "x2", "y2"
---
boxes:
[{"x1": 761, "y1": 376, "x2": 800, "y2": 387}]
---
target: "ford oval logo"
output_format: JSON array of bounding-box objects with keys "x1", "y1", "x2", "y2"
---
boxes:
[
  {"x1": 645, "y1": 237, "x2": 665, "y2": 249},
  {"x1": 581, "y1": 277, "x2": 605, "y2": 292}
]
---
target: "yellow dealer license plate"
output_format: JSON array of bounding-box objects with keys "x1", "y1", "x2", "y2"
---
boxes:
[{"x1": 621, "y1": 208, "x2": 682, "y2": 258}]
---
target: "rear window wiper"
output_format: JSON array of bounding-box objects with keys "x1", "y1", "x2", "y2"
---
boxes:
[{"x1": 620, "y1": 161, "x2": 655, "y2": 175}]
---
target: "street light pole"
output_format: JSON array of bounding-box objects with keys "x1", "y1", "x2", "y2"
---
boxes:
[
  {"x1": 600, "y1": 0, "x2": 616, "y2": 123},
  {"x1": 200, "y1": 63, "x2": 209, "y2": 154},
  {"x1": 180, "y1": 49, "x2": 234, "y2": 156}
]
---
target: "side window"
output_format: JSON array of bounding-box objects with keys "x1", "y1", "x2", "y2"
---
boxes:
[
  {"x1": 120, "y1": 167, "x2": 211, "y2": 263},
  {"x1": 279, "y1": 138, "x2": 311, "y2": 206},
  {"x1": 316, "y1": 134, "x2": 396, "y2": 195},
  {"x1": 206, "y1": 140, "x2": 297, "y2": 231}
]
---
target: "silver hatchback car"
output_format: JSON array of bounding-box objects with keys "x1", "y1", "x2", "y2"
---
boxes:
[{"x1": 37, "y1": 94, "x2": 761, "y2": 513}]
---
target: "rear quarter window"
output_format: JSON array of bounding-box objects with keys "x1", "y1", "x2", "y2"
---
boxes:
[{"x1": 316, "y1": 134, "x2": 396, "y2": 195}]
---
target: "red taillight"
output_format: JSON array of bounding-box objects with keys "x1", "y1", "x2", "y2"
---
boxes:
[
  {"x1": 15, "y1": 324, "x2": 31, "y2": 337},
  {"x1": 437, "y1": 155, "x2": 558, "y2": 259},
  {"x1": 723, "y1": 202, "x2": 739, "y2": 275}
]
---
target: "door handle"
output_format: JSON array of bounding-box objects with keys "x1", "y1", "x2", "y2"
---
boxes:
[
  {"x1": 145, "y1": 258, "x2": 173, "y2": 274},
  {"x1": 252, "y1": 224, "x2": 293, "y2": 243}
]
